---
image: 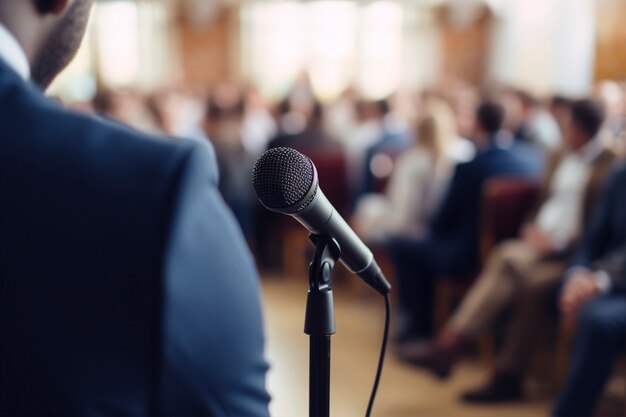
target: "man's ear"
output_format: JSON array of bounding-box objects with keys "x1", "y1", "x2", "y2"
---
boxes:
[{"x1": 34, "y1": 0, "x2": 70, "y2": 15}]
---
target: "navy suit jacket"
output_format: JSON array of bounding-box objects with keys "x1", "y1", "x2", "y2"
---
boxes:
[
  {"x1": 569, "y1": 164, "x2": 626, "y2": 292},
  {"x1": 0, "y1": 60, "x2": 269, "y2": 415},
  {"x1": 429, "y1": 142, "x2": 538, "y2": 272}
]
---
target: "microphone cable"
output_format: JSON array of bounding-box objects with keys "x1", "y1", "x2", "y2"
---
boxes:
[{"x1": 365, "y1": 293, "x2": 390, "y2": 417}]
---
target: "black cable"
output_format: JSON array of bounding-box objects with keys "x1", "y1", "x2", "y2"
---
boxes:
[{"x1": 366, "y1": 293, "x2": 390, "y2": 417}]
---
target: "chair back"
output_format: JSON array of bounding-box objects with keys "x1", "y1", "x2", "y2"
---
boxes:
[
  {"x1": 306, "y1": 152, "x2": 349, "y2": 216},
  {"x1": 480, "y1": 177, "x2": 540, "y2": 262}
]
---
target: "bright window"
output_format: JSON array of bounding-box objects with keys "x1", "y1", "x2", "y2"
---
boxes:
[
  {"x1": 241, "y1": 0, "x2": 411, "y2": 101},
  {"x1": 49, "y1": 0, "x2": 175, "y2": 100},
  {"x1": 95, "y1": 1, "x2": 141, "y2": 88}
]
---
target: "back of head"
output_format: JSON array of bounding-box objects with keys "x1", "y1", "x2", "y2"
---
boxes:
[
  {"x1": 570, "y1": 99, "x2": 605, "y2": 140},
  {"x1": 416, "y1": 98, "x2": 458, "y2": 158},
  {"x1": 476, "y1": 101, "x2": 505, "y2": 137}
]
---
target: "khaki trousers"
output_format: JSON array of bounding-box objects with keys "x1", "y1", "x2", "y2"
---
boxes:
[{"x1": 448, "y1": 239, "x2": 566, "y2": 373}]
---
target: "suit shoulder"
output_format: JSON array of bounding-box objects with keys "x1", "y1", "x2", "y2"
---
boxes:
[{"x1": 6, "y1": 84, "x2": 217, "y2": 189}]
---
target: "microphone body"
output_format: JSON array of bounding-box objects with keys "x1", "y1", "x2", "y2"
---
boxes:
[{"x1": 253, "y1": 148, "x2": 391, "y2": 295}]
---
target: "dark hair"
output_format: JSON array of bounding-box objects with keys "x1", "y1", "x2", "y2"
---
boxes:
[
  {"x1": 34, "y1": 0, "x2": 55, "y2": 14},
  {"x1": 375, "y1": 99, "x2": 390, "y2": 116},
  {"x1": 205, "y1": 95, "x2": 244, "y2": 121},
  {"x1": 476, "y1": 101, "x2": 505, "y2": 135},
  {"x1": 570, "y1": 99, "x2": 605, "y2": 138},
  {"x1": 550, "y1": 95, "x2": 573, "y2": 109}
]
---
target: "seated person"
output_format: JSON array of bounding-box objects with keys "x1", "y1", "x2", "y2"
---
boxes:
[
  {"x1": 361, "y1": 99, "x2": 411, "y2": 194},
  {"x1": 353, "y1": 98, "x2": 473, "y2": 241},
  {"x1": 553, "y1": 164, "x2": 626, "y2": 417},
  {"x1": 395, "y1": 100, "x2": 617, "y2": 403},
  {"x1": 390, "y1": 101, "x2": 538, "y2": 341}
]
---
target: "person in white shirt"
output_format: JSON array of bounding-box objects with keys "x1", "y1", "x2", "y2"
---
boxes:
[
  {"x1": 352, "y1": 98, "x2": 473, "y2": 241},
  {"x1": 396, "y1": 99, "x2": 618, "y2": 403}
]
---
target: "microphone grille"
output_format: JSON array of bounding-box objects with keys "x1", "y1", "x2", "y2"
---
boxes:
[{"x1": 252, "y1": 147, "x2": 316, "y2": 210}]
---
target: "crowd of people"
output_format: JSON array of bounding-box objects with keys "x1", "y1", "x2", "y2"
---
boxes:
[{"x1": 66, "y1": 77, "x2": 626, "y2": 416}]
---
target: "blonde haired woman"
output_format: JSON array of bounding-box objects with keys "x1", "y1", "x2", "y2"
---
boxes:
[{"x1": 353, "y1": 98, "x2": 473, "y2": 241}]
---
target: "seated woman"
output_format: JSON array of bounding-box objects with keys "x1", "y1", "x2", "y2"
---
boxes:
[{"x1": 352, "y1": 98, "x2": 473, "y2": 242}]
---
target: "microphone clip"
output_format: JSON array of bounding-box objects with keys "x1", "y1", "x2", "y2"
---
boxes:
[{"x1": 304, "y1": 234, "x2": 340, "y2": 336}]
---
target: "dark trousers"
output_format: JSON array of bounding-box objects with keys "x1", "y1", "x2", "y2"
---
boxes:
[
  {"x1": 389, "y1": 237, "x2": 470, "y2": 339},
  {"x1": 553, "y1": 296, "x2": 626, "y2": 417}
]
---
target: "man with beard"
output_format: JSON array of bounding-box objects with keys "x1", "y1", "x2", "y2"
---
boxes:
[{"x1": 0, "y1": 1, "x2": 269, "y2": 416}]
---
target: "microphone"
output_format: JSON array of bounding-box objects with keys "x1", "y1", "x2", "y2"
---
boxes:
[{"x1": 252, "y1": 147, "x2": 391, "y2": 295}]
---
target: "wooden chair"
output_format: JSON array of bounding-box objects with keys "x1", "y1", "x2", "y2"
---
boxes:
[{"x1": 433, "y1": 177, "x2": 540, "y2": 362}]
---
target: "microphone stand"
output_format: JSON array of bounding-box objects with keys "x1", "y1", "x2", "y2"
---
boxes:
[{"x1": 305, "y1": 234, "x2": 340, "y2": 417}]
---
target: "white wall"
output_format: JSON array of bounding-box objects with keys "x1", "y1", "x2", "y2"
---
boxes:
[{"x1": 488, "y1": 0, "x2": 594, "y2": 97}]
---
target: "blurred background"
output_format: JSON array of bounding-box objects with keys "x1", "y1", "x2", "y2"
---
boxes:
[{"x1": 51, "y1": 0, "x2": 626, "y2": 416}]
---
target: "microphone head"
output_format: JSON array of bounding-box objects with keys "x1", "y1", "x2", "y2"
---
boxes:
[{"x1": 252, "y1": 147, "x2": 318, "y2": 213}]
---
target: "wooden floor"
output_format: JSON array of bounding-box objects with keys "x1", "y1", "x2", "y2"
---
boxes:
[{"x1": 261, "y1": 275, "x2": 553, "y2": 417}]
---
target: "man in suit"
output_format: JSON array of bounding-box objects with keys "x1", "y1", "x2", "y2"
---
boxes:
[
  {"x1": 553, "y1": 164, "x2": 626, "y2": 417},
  {"x1": 0, "y1": 1, "x2": 269, "y2": 415},
  {"x1": 396, "y1": 100, "x2": 618, "y2": 403},
  {"x1": 390, "y1": 101, "x2": 538, "y2": 342}
]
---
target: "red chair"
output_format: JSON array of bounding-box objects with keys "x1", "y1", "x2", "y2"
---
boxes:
[{"x1": 308, "y1": 152, "x2": 349, "y2": 216}]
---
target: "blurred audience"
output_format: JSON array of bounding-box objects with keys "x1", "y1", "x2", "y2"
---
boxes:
[
  {"x1": 324, "y1": 87, "x2": 358, "y2": 146},
  {"x1": 553, "y1": 163, "x2": 626, "y2": 417},
  {"x1": 505, "y1": 88, "x2": 562, "y2": 151},
  {"x1": 352, "y1": 98, "x2": 472, "y2": 241},
  {"x1": 395, "y1": 99, "x2": 618, "y2": 403},
  {"x1": 202, "y1": 87, "x2": 257, "y2": 237},
  {"x1": 267, "y1": 98, "x2": 307, "y2": 145},
  {"x1": 268, "y1": 101, "x2": 340, "y2": 154},
  {"x1": 67, "y1": 75, "x2": 626, "y2": 413},
  {"x1": 344, "y1": 98, "x2": 409, "y2": 203},
  {"x1": 92, "y1": 89, "x2": 156, "y2": 132},
  {"x1": 389, "y1": 101, "x2": 538, "y2": 342},
  {"x1": 361, "y1": 99, "x2": 411, "y2": 195},
  {"x1": 548, "y1": 95, "x2": 574, "y2": 138},
  {"x1": 241, "y1": 86, "x2": 277, "y2": 157}
]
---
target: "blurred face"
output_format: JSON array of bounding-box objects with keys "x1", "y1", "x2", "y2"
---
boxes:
[{"x1": 31, "y1": 0, "x2": 94, "y2": 88}]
